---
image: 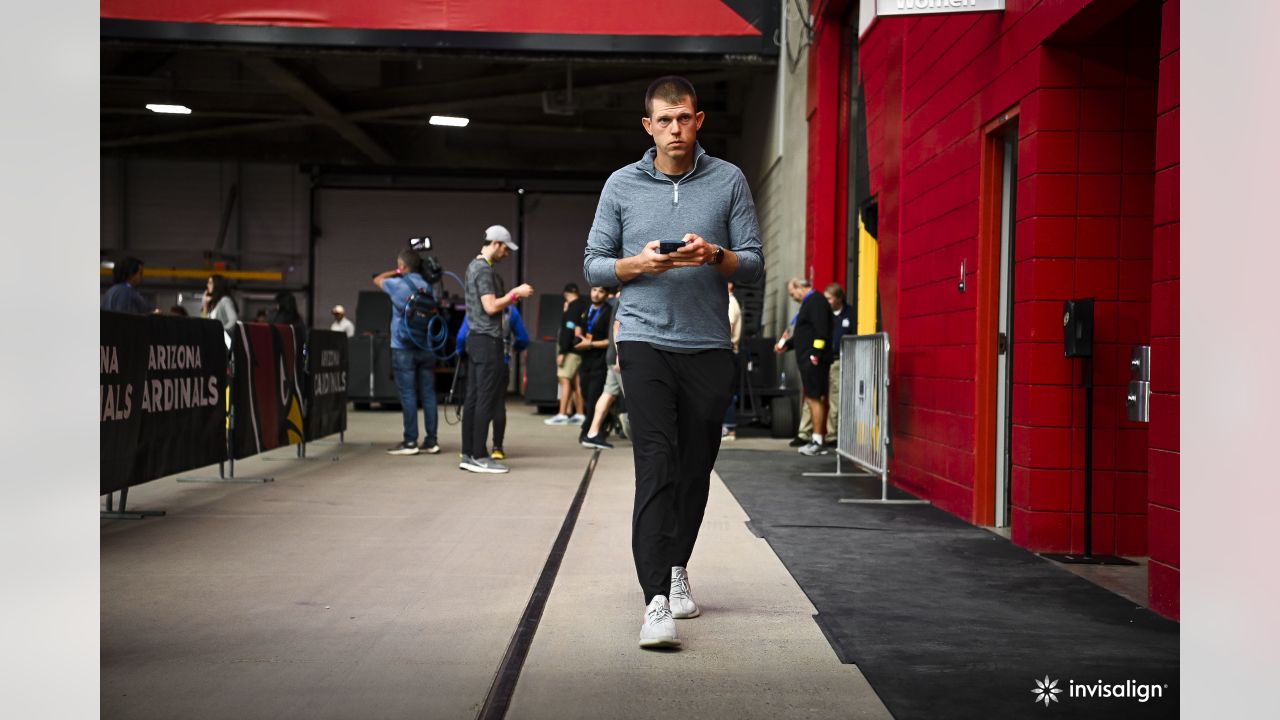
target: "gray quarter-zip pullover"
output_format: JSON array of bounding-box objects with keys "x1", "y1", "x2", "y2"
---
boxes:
[{"x1": 583, "y1": 144, "x2": 764, "y2": 350}]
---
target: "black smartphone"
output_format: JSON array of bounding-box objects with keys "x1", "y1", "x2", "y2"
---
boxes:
[{"x1": 658, "y1": 240, "x2": 687, "y2": 254}]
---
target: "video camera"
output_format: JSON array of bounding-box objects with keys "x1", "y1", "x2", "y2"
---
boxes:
[{"x1": 409, "y1": 235, "x2": 444, "y2": 285}]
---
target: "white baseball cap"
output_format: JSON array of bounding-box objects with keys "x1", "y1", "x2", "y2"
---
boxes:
[
  {"x1": 332, "y1": 304, "x2": 345, "y2": 314},
  {"x1": 484, "y1": 224, "x2": 518, "y2": 250}
]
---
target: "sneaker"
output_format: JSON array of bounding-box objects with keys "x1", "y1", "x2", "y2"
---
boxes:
[
  {"x1": 387, "y1": 441, "x2": 419, "y2": 456},
  {"x1": 461, "y1": 456, "x2": 510, "y2": 474},
  {"x1": 581, "y1": 434, "x2": 613, "y2": 450},
  {"x1": 798, "y1": 441, "x2": 828, "y2": 456},
  {"x1": 491, "y1": 448, "x2": 506, "y2": 460},
  {"x1": 721, "y1": 428, "x2": 736, "y2": 441},
  {"x1": 639, "y1": 595, "x2": 680, "y2": 649},
  {"x1": 789, "y1": 437, "x2": 809, "y2": 447},
  {"x1": 669, "y1": 567, "x2": 700, "y2": 619},
  {"x1": 420, "y1": 443, "x2": 441, "y2": 455},
  {"x1": 544, "y1": 414, "x2": 570, "y2": 425},
  {"x1": 569, "y1": 413, "x2": 586, "y2": 424}
]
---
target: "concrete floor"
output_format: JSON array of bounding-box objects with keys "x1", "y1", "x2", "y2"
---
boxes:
[{"x1": 101, "y1": 404, "x2": 891, "y2": 720}]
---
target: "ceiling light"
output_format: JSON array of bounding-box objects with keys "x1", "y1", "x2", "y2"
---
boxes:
[
  {"x1": 429, "y1": 115, "x2": 469, "y2": 127},
  {"x1": 146, "y1": 104, "x2": 192, "y2": 114}
]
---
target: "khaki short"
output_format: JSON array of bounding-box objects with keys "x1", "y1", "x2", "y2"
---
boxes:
[
  {"x1": 557, "y1": 352, "x2": 583, "y2": 380},
  {"x1": 603, "y1": 365, "x2": 624, "y2": 396}
]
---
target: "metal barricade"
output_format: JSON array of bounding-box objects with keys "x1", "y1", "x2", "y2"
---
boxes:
[{"x1": 804, "y1": 332, "x2": 925, "y2": 505}]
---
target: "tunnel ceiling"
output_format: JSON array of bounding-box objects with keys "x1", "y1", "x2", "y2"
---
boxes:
[{"x1": 101, "y1": 41, "x2": 776, "y2": 177}]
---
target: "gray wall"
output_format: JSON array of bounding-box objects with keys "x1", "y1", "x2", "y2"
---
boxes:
[
  {"x1": 100, "y1": 157, "x2": 604, "y2": 328},
  {"x1": 739, "y1": 0, "x2": 812, "y2": 341}
]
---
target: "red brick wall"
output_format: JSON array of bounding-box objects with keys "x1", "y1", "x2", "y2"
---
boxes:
[
  {"x1": 858, "y1": 0, "x2": 1174, "y2": 598},
  {"x1": 1147, "y1": 0, "x2": 1179, "y2": 621}
]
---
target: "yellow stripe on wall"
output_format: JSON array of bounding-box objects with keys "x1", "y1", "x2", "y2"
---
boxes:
[{"x1": 857, "y1": 213, "x2": 879, "y2": 335}]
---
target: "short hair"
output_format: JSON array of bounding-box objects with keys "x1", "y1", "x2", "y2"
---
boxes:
[
  {"x1": 563, "y1": 283, "x2": 580, "y2": 295},
  {"x1": 824, "y1": 283, "x2": 845, "y2": 301},
  {"x1": 644, "y1": 76, "x2": 698, "y2": 117},
  {"x1": 113, "y1": 256, "x2": 143, "y2": 285},
  {"x1": 398, "y1": 249, "x2": 423, "y2": 275},
  {"x1": 790, "y1": 277, "x2": 811, "y2": 290}
]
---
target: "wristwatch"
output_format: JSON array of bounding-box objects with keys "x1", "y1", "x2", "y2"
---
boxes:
[{"x1": 708, "y1": 245, "x2": 725, "y2": 266}]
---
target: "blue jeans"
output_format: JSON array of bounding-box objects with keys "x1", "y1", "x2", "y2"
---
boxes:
[{"x1": 392, "y1": 347, "x2": 438, "y2": 445}]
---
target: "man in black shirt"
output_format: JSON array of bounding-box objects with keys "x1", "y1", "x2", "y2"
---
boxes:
[
  {"x1": 575, "y1": 285, "x2": 614, "y2": 441},
  {"x1": 781, "y1": 278, "x2": 832, "y2": 456},
  {"x1": 460, "y1": 225, "x2": 534, "y2": 474},
  {"x1": 547, "y1": 284, "x2": 588, "y2": 425}
]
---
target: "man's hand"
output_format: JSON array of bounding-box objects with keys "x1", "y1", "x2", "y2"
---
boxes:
[
  {"x1": 511, "y1": 283, "x2": 535, "y2": 299},
  {"x1": 574, "y1": 337, "x2": 592, "y2": 350},
  {"x1": 667, "y1": 233, "x2": 718, "y2": 267},
  {"x1": 556, "y1": 353, "x2": 565, "y2": 368}
]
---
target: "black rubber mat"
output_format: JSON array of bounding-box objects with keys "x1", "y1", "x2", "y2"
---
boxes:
[{"x1": 715, "y1": 450, "x2": 1179, "y2": 720}]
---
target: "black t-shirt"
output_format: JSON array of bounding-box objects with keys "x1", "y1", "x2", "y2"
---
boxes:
[
  {"x1": 577, "y1": 302, "x2": 613, "y2": 362},
  {"x1": 558, "y1": 297, "x2": 589, "y2": 354},
  {"x1": 791, "y1": 291, "x2": 833, "y2": 365}
]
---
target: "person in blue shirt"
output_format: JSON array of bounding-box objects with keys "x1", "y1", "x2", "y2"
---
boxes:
[
  {"x1": 457, "y1": 304, "x2": 529, "y2": 460},
  {"x1": 101, "y1": 257, "x2": 153, "y2": 315},
  {"x1": 373, "y1": 249, "x2": 439, "y2": 456}
]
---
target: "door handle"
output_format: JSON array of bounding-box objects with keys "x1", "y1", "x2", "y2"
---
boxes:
[{"x1": 997, "y1": 332, "x2": 1008, "y2": 356}]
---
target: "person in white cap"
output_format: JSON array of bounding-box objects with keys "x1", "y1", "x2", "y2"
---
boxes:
[
  {"x1": 329, "y1": 304, "x2": 355, "y2": 337},
  {"x1": 459, "y1": 224, "x2": 534, "y2": 474}
]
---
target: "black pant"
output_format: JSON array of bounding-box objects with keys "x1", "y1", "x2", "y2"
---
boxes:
[
  {"x1": 492, "y1": 363, "x2": 509, "y2": 448},
  {"x1": 578, "y1": 353, "x2": 607, "y2": 438},
  {"x1": 618, "y1": 342, "x2": 734, "y2": 603},
  {"x1": 462, "y1": 334, "x2": 505, "y2": 459}
]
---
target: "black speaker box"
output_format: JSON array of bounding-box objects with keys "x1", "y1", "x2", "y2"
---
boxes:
[{"x1": 523, "y1": 340, "x2": 560, "y2": 407}]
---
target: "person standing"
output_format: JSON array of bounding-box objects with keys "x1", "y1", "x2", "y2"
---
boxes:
[
  {"x1": 202, "y1": 275, "x2": 239, "y2": 332},
  {"x1": 581, "y1": 318, "x2": 623, "y2": 450},
  {"x1": 457, "y1": 303, "x2": 530, "y2": 461},
  {"x1": 101, "y1": 257, "x2": 152, "y2": 315},
  {"x1": 824, "y1": 283, "x2": 853, "y2": 442},
  {"x1": 374, "y1": 250, "x2": 439, "y2": 456},
  {"x1": 584, "y1": 76, "x2": 763, "y2": 649},
  {"x1": 575, "y1": 285, "x2": 614, "y2": 442},
  {"x1": 546, "y1": 284, "x2": 588, "y2": 425},
  {"x1": 721, "y1": 281, "x2": 743, "y2": 441},
  {"x1": 460, "y1": 225, "x2": 534, "y2": 474},
  {"x1": 781, "y1": 278, "x2": 832, "y2": 456},
  {"x1": 329, "y1": 304, "x2": 356, "y2": 337}
]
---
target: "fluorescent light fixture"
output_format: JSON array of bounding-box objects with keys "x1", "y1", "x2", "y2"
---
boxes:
[
  {"x1": 429, "y1": 115, "x2": 469, "y2": 127},
  {"x1": 146, "y1": 103, "x2": 192, "y2": 114},
  {"x1": 101, "y1": 260, "x2": 115, "y2": 269}
]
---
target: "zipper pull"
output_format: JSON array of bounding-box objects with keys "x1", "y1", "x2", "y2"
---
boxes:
[{"x1": 673, "y1": 184, "x2": 679, "y2": 204}]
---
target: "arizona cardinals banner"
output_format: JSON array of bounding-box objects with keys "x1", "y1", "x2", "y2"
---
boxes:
[
  {"x1": 305, "y1": 330, "x2": 349, "y2": 441},
  {"x1": 101, "y1": 312, "x2": 228, "y2": 495},
  {"x1": 231, "y1": 322, "x2": 306, "y2": 460}
]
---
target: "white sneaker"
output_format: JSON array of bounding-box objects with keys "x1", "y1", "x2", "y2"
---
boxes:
[
  {"x1": 798, "y1": 441, "x2": 828, "y2": 456},
  {"x1": 544, "y1": 414, "x2": 570, "y2": 425},
  {"x1": 639, "y1": 595, "x2": 680, "y2": 649},
  {"x1": 569, "y1": 413, "x2": 586, "y2": 424},
  {"x1": 669, "y1": 567, "x2": 700, "y2": 619}
]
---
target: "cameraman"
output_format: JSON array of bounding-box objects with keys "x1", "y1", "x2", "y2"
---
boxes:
[
  {"x1": 459, "y1": 225, "x2": 534, "y2": 474},
  {"x1": 374, "y1": 249, "x2": 439, "y2": 456}
]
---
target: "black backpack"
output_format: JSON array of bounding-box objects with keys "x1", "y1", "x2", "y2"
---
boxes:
[{"x1": 401, "y1": 278, "x2": 439, "y2": 349}]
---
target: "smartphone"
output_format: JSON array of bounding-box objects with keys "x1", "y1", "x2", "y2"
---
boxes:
[{"x1": 658, "y1": 240, "x2": 687, "y2": 254}]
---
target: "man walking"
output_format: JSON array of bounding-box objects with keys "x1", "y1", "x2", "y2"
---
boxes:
[
  {"x1": 374, "y1": 250, "x2": 440, "y2": 455},
  {"x1": 782, "y1": 278, "x2": 832, "y2": 456},
  {"x1": 584, "y1": 76, "x2": 763, "y2": 649},
  {"x1": 460, "y1": 225, "x2": 534, "y2": 474}
]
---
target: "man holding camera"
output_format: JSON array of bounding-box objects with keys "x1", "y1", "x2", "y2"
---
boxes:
[
  {"x1": 584, "y1": 76, "x2": 763, "y2": 649},
  {"x1": 459, "y1": 225, "x2": 534, "y2": 474},
  {"x1": 374, "y1": 250, "x2": 439, "y2": 456}
]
